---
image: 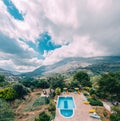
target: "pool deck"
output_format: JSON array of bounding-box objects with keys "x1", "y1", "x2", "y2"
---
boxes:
[{"x1": 54, "y1": 93, "x2": 101, "y2": 121}]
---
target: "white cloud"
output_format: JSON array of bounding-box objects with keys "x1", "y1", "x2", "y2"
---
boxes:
[
  {"x1": 0, "y1": 0, "x2": 120, "y2": 72},
  {"x1": 0, "y1": 51, "x2": 42, "y2": 72},
  {"x1": 43, "y1": 35, "x2": 107, "y2": 65}
]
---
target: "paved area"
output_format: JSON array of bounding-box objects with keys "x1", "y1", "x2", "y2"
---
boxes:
[{"x1": 54, "y1": 93, "x2": 101, "y2": 121}]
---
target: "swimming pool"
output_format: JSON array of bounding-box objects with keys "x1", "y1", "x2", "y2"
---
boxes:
[{"x1": 57, "y1": 96, "x2": 75, "y2": 118}]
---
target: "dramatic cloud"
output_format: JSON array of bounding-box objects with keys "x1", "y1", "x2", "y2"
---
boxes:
[{"x1": 0, "y1": 0, "x2": 120, "y2": 72}]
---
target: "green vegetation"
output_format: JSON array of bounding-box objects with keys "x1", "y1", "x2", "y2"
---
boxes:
[
  {"x1": 96, "y1": 72, "x2": 120, "y2": 102},
  {"x1": 32, "y1": 97, "x2": 50, "y2": 107},
  {"x1": 48, "y1": 101, "x2": 56, "y2": 120},
  {"x1": 0, "y1": 75, "x2": 8, "y2": 87},
  {"x1": 88, "y1": 98, "x2": 103, "y2": 106},
  {"x1": 12, "y1": 83, "x2": 28, "y2": 99},
  {"x1": 0, "y1": 75, "x2": 5, "y2": 82},
  {"x1": 21, "y1": 78, "x2": 50, "y2": 89},
  {"x1": 0, "y1": 99, "x2": 14, "y2": 121},
  {"x1": 48, "y1": 74, "x2": 65, "y2": 89},
  {"x1": 83, "y1": 92, "x2": 89, "y2": 96},
  {"x1": 55, "y1": 87, "x2": 61, "y2": 95},
  {"x1": 48, "y1": 101, "x2": 56, "y2": 112},
  {"x1": 0, "y1": 69, "x2": 120, "y2": 121},
  {"x1": 35, "y1": 111, "x2": 50, "y2": 121},
  {"x1": 73, "y1": 71, "x2": 92, "y2": 87},
  {"x1": 0, "y1": 87, "x2": 17, "y2": 100},
  {"x1": 110, "y1": 106, "x2": 120, "y2": 121}
]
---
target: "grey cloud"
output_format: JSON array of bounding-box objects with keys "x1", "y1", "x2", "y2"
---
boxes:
[{"x1": 0, "y1": 32, "x2": 35, "y2": 58}]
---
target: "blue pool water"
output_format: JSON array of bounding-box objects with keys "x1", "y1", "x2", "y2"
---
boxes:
[{"x1": 57, "y1": 96, "x2": 75, "y2": 118}]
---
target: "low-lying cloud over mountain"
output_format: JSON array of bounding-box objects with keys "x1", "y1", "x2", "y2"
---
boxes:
[{"x1": 0, "y1": 0, "x2": 120, "y2": 72}]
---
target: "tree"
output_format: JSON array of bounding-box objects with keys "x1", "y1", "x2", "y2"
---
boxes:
[
  {"x1": 0, "y1": 99, "x2": 14, "y2": 121},
  {"x1": 0, "y1": 75, "x2": 5, "y2": 82},
  {"x1": 35, "y1": 111, "x2": 50, "y2": 121},
  {"x1": 70, "y1": 80, "x2": 79, "y2": 88},
  {"x1": 0, "y1": 75, "x2": 7, "y2": 87},
  {"x1": 110, "y1": 106, "x2": 120, "y2": 121},
  {"x1": 97, "y1": 72, "x2": 120, "y2": 101},
  {"x1": 48, "y1": 74, "x2": 65, "y2": 89},
  {"x1": 73, "y1": 71, "x2": 91, "y2": 87},
  {"x1": 37, "y1": 79, "x2": 50, "y2": 89},
  {"x1": 0, "y1": 88, "x2": 17, "y2": 100},
  {"x1": 55, "y1": 87, "x2": 61, "y2": 95},
  {"x1": 12, "y1": 83, "x2": 28, "y2": 99}
]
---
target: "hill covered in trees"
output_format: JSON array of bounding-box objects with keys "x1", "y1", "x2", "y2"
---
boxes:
[{"x1": 21, "y1": 56, "x2": 120, "y2": 77}]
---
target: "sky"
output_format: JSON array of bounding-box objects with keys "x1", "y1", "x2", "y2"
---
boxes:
[{"x1": 0, "y1": 0, "x2": 120, "y2": 72}]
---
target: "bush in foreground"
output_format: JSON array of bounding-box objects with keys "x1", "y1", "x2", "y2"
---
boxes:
[
  {"x1": 110, "y1": 114, "x2": 120, "y2": 121},
  {"x1": 110, "y1": 106, "x2": 120, "y2": 121},
  {"x1": 0, "y1": 99, "x2": 14, "y2": 121},
  {"x1": 32, "y1": 97, "x2": 50, "y2": 107},
  {"x1": 88, "y1": 98, "x2": 103, "y2": 106},
  {"x1": 35, "y1": 111, "x2": 50, "y2": 121}
]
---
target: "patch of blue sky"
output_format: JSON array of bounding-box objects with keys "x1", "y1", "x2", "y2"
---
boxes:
[
  {"x1": 3, "y1": 0, "x2": 24, "y2": 21},
  {"x1": 19, "y1": 38, "x2": 45, "y2": 60},
  {"x1": 37, "y1": 32, "x2": 61, "y2": 55},
  {"x1": 19, "y1": 32, "x2": 61, "y2": 59}
]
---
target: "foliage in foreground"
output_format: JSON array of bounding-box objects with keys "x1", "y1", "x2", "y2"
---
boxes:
[
  {"x1": 88, "y1": 98, "x2": 103, "y2": 106},
  {"x1": 0, "y1": 99, "x2": 14, "y2": 121},
  {"x1": 32, "y1": 97, "x2": 50, "y2": 107},
  {"x1": 73, "y1": 71, "x2": 92, "y2": 87},
  {"x1": 35, "y1": 111, "x2": 50, "y2": 121},
  {"x1": 0, "y1": 87, "x2": 17, "y2": 100},
  {"x1": 55, "y1": 87, "x2": 61, "y2": 95},
  {"x1": 12, "y1": 83, "x2": 28, "y2": 99},
  {"x1": 96, "y1": 72, "x2": 120, "y2": 101},
  {"x1": 110, "y1": 106, "x2": 120, "y2": 121}
]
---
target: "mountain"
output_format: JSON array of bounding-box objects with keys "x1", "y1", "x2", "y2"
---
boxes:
[
  {"x1": 21, "y1": 56, "x2": 120, "y2": 77},
  {"x1": 0, "y1": 68, "x2": 14, "y2": 76},
  {"x1": 0, "y1": 68, "x2": 21, "y2": 81}
]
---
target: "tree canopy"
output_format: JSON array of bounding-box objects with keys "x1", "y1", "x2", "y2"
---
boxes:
[
  {"x1": 0, "y1": 99, "x2": 14, "y2": 121},
  {"x1": 48, "y1": 74, "x2": 65, "y2": 89},
  {"x1": 73, "y1": 71, "x2": 91, "y2": 87},
  {"x1": 12, "y1": 83, "x2": 28, "y2": 99},
  {"x1": 0, "y1": 87, "x2": 17, "y2": 100},
  {"x1": 97, "y1": 72, "x2": 120, "y2": 101},
  {"x1": 0, "y1": 75, "x2": 5, "y2": 82},
  {"x1": 35, "y1": 111, "x2": 50, "y2": 121}
]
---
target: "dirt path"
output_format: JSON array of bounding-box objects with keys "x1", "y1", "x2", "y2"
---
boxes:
[{"x1": 15, "y1": 89, "x2": 44, "y2": 121}]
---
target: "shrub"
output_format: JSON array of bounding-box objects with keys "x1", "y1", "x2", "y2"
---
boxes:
[
  {"x1": 83, "y1": 87, "x2": 91, "y2": 92},
  {"x1": 0, "y1": 99, "x2": 14, "y2": 121},
  {"x1": 55, "y1": 87, "x2": 61, "y2": 95},
  {"x1": 32, "y1": 97, "x2": 50, "y2": 107},
  {"x1": 37, "y1": 79, "x2": 50, "y2": 89},
  {"x1": 0, "y1": 88, "x2": 17, "y2": 100},
  {"x1": 50, "y1": 111, "x2": 56, "y2": 120},
  {"x1": 73, "y1": 71, "x2": 92, "y2": 87},
  {"x1": 35, "y1": 111, "x2": 50, "y2": 121},
  {"x1": 48, "y1": 102, "x2": 56, "y2": 112},
  {"x1": 83, "y1": 92, "x2": 89, "y2": 96},
  {"x1": 12, "y1": 83, "x2": 28, "y2": 99},
  {"x1": 110, "y1": 106, "x2": 120, "y2": 121},
  {"x1": 89, "y1": 89, "x2": 96, "y2": 95},
  {"x1": 110, "y1": 114, "x2": 120, "y2": 121},
  {"x1": 88, "y1": 98, "x2": 103, "y2": 106},
  {"x1": 49, "y1": 91, "x2": 55, "y2": 99}
]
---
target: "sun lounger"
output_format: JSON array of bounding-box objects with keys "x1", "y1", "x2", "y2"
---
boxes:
[
  {"x1": 89, "y1": 109, "x2": 95, "y2": 113},
  {"x1": 89, "y1": 113, "x2": 100, "y2": 119},
  {"x1": 83, "y1": 101, "x2": 89, "y2": 104}
]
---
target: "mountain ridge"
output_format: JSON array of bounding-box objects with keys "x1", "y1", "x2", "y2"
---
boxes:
[{"x1": 21, "y1": 56, "x2": 120, "y2": 77}]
